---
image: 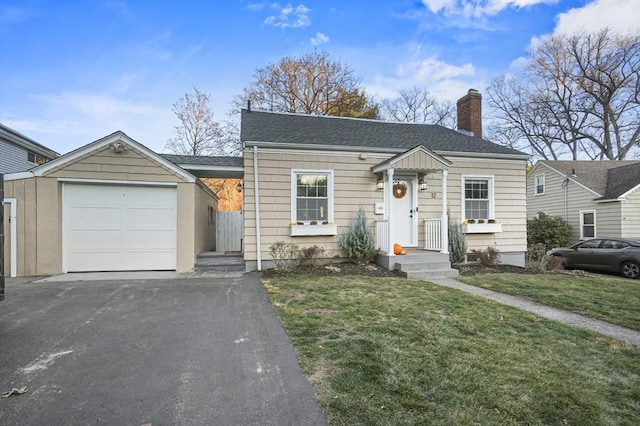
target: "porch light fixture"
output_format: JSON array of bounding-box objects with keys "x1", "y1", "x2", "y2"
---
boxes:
[
  {"x1": 418, "y1": 174, "x2": 428, "y2": 191},
  {"x1": 376, "y1": 176, "x2": 384, "y2": 190},
  {"x1": 236, "y1": 183, "x2": 243, "y2": 193}
]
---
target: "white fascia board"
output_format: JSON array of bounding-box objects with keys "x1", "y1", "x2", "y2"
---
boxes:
[
  {"x1": 31, "y1": 132, "x2": 197, "y2": 183},
  {"x1": 178, "y1": 164, "x2": 244, "y2": 173},
  {"x1": 372, "y1": 145, "x2": 452, "y2": 174},
  {"x1": 436, "y1": 151, "x2": 530, "y2": 161},
  {"x1": 56, "y1": 178, "x2": 178, "y2": 187},
  {"x1": 594, "y1": 198, "x2": 622, "y2": 203},
  {"x1": 245, "y1": 140, "x2": 529, "y2": 162},
  {"x1": 3, "y1": 171, "x2": 34, "y2": 181}
]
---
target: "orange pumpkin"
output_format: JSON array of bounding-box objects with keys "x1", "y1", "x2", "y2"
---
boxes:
[{"x1": 394, "y1": 243, "x2": 404, "y2": 255}]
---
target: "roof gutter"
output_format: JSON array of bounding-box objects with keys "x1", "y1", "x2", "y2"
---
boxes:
[{"x1": 243, "y1": 140, "x2": 530, "y2": 161}]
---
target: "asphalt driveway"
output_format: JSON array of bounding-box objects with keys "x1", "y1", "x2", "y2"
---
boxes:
[{"x1": 0, "y1": 274, "x2": 326, "y2": 425}]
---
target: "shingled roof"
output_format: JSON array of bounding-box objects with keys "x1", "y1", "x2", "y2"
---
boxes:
[
  {"x1": 240, "y1": 109, "x2": 527, "y2": 157},
  {"x1": 541, "y1": 160, "x2": 640, "y2": 199},
  {"x1": 160, "y1": 154, "x2": 243, "y2": 168}
]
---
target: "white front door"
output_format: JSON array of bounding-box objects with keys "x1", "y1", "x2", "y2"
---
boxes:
[{"x1": 391, "y1": 177, "x2": 417, "y2": 246}]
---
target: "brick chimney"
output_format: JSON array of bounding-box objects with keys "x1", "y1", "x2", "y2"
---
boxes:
[{"x1": 456, "y1": 88, "x2": 482, "y2": 138}]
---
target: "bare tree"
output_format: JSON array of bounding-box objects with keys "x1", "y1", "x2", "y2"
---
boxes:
[
  {"x1": 380, "y1": 87, "x2": 455, "y2": 127},
  {"x1": 234, "y1": 50, "x2": 378, "y2": 117},
  {"x1": 166, "y1": 87, "x2": 224, "y2": 156},
  {"x1": 487, "y1": 28, "x2": 640, "y2": 160}
]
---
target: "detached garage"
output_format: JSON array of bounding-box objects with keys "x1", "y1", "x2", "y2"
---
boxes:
[{"x1": 3, "y1": 131, "x2": 217, "y2": 277}]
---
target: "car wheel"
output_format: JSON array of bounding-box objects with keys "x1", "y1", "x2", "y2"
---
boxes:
[{"x1": 621, "y1": 261, "x2": 640, "y2": 279}]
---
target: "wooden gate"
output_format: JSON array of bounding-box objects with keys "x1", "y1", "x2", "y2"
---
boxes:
[{"x1": 216, "y1": 211, "x2": 242, "y2": 253}]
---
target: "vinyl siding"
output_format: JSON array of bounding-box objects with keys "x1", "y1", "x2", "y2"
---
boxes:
[
  {"x1": 47, "y1": 144, "x2": 186, "y2": 182},
  {"x1": 526, "y1": 163, "x2": 624, "y2": 242},
  {"x1": 621, "y1": 188, "x2": 640, "y2": 239},
  {"x1": 243, "y1": 148, "x2": 527, "y2": 263},
  {"x1": 1, "y1": 139, "x2": 34, "y2": 174}
]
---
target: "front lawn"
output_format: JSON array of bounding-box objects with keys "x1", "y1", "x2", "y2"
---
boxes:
[
  {"x1": 459, "y1": 273, "x2": 640, "y2": 330},
  {"x1": 264, "y1": 276, "x2": 640, "y2": 425}
]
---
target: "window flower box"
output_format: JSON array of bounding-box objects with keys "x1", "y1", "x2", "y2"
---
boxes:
[
  {"x1": 290, "y1": 223, "x2": 338, "y2": 237},
  {"x1": 463, "y1": 223, "x2": 503, "y2": 234}
]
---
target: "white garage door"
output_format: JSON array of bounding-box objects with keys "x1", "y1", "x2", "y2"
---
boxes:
[{"x1": 63, "y1": 183, "x2": 177, "y2": 272}]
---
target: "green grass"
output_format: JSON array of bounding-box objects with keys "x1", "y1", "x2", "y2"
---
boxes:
[
  {"x1": 264, "y1": 276, "x2": 640, "y2": 425},
  {"x1": 459, "y1": 273, "x2": 640, "y2": 330}
]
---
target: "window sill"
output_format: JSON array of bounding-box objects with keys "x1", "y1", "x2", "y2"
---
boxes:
[
  {"x1": 463, "y1": 223, "x2": 503, "y2": 234},
  {"x1": 290, "y1": 224, "x2": 338, "y2": 237}
]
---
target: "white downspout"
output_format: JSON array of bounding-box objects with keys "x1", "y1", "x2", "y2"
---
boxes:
[
  {"x1": 386, "y1": 168, "x2": 395, "y2": 255},
  {"x1": 253, "y1": 146, "x2": 262, "y2": 271},
  {"x1": 440, "y1": 169, "x2": 449, "y2": 254}
]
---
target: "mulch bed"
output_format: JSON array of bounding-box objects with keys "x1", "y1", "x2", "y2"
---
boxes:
[
  {"x1": 453, "y1": 263, "x2": 527, "y2": 276},
  {"x1": 262, "y1": 261, "x2": 528, "y2": 278},
  {"x1": 261, "y1": 262, "x2": 404, "y2": 278}
]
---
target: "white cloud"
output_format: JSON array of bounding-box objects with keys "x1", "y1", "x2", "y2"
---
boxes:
[
  {"x1": 361, "y1": 45, "x2": 481, "y2": 102},
  {"x1": 554, "y1": 0, "x2": 639, "y2": 34},
  {"x1": 421, "y1": 0, "x2": 557, "y2": 18},
  {"x1": 264, "y1": 3, "x2": 311, "y2": 28},
  {"x1": 517, "y1": 0, "x2": 639, "y2": 65},
  {"x1": 1, "y1": 92, "x2": 174, "y2": 154},
  {"x1": 247, "y1": 2, "x2": 265, "y2": 11},
  {"x1": 310, "y1": 32, "x2": 329, "y2": 45}
]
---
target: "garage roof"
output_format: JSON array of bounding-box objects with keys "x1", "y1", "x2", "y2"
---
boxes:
[{"x1": 160, "y1": 154, "x2": 244, "y2": 178}]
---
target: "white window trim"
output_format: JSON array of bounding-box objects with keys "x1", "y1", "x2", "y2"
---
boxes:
[
  {"x1": 27, "y1": 151, "x2": 46, "y2": 166},
  {"x1": 290, "y1": 169, "x2": 336, "y2": 236},
  {"x1": 461, "y1": 175, "x2": 495, "y2": 222},
  {"x1": 579, "y1": 210, "x2": 596, "y2": 239},
  {"x1": 535, "y1": 173, "x2": 545, "y2": 195}
]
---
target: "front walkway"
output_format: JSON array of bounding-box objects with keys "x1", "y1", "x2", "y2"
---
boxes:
[{"x1": 429, "y1": 277, "x2": 640, "y2": 346}]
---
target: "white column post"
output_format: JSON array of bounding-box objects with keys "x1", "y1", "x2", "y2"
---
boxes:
[
  {"x1": 440, "y1": 169, "x2": 449, "y2": 254},
  {"x1": 386, "y1": 168, "x2": 395, "y2": 256}
]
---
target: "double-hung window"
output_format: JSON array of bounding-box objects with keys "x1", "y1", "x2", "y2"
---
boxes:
[
  {"x1": 463, "y1": 176, "x2": 493, "y2": 221},
  {"x1": 580, "y1": 210, "x2": 596, "y2": 239},
  {"x1": 292, "y1": 170, "x2": 333, "y2": 223},
  {"x1": 534, "y1": 174, "x2": 545, "y2": 195},
  {"x1": 290, "y1": 170, "x2": 336, "y2": 236}
]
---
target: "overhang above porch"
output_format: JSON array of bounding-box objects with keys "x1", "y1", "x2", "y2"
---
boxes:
[{"x1": 371, "y1": 144, "x2": 451, "y2": 174}]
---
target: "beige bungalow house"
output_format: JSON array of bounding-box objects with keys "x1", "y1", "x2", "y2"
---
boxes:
[
  {"x1": 527, "y1": 160, "x2": 640, "y2": 243},
  {"x1": 240, "y1": 90, "x2": 529, "y2": 276},
  {"x1": 3, "y1": 131, "x2": 220, "y2": 277}
]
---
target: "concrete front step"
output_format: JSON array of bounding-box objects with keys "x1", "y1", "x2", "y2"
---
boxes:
[
  {"x1": 194, "y1": 252, "x2": 245, "y2": 273},
  {"x1": 396, "y1": 261, "x2": 454, "y2": 272},
  {"x1": 380, "y1": 250, "x2": 459, "y2": 280}
]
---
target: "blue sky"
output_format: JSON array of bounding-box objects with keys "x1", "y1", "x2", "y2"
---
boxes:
[{"x1": 0, "y1": 0, "x2": 637, "y2": 154}]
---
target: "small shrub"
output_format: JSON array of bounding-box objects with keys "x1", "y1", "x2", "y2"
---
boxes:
[
  {"x1": 269, "y1": 241, "x2": 300, "y2": 272},
  {"x1": 448, "y1": 211, "x2": 467, "y2": 264},
  {"x1": 471, "y1": 246, "x2": 501, "y2": 266},
  {"x1": 527, "y1": 213, "x2": 572, "y2": 250},
  {"x1": 546, "y1": 255, "x2": 567, "y2": 271},
  {"x1": 300, "y1": 245, "x2": 326, "y2": 266},
  {"x1": 526, "y1": 243, "x2": 549, "y2": 273},
  {"x1": 339, "y1": 206, "x2": 377, "y2": 264}
]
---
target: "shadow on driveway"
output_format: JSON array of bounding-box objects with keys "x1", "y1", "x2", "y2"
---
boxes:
[{"x1": 0, "y1": 273, "x2": 326, "y2": 425}]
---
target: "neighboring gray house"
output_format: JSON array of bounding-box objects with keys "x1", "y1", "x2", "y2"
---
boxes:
[
  {"x1": 527, "y1": 160, "x2": 640, "y2": 242},
  {"x1": 1, "y1": 123, "x2": 60, "y2": 174}
]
